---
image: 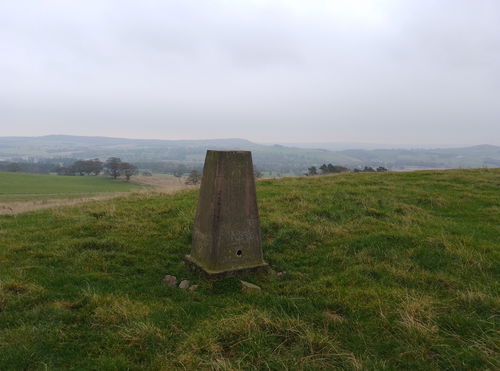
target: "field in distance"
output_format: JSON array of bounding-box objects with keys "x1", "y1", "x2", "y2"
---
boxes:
[
  {"x1": 0, "y1": 172, "x2": 143, "y2": 202},
  {"x1": 0, "y1": 172, "x2": 195, "y2": 215},
  {"x1": 0, "y1": 168, "x2": 499, "y2": 369}
]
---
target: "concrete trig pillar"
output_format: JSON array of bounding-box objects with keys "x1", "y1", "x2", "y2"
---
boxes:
[{"x1": 185, "y1": 150, "x2": 268, "y2": 277}]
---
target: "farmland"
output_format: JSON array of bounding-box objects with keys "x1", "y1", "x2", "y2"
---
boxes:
[{"x1": 0, "y1": 172, "x2": 142, "y2": 203}]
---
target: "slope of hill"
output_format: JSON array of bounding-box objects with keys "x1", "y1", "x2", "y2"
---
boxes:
[
  {"x1": 0, "y1": 169, "x2": 498, "y2": 369},
  {"x1": 1, "y1": 135, "x2": 499, "y2": 173}
]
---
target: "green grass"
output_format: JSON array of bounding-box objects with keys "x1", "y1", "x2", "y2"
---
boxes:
[
  {"x1": 0, "y1": 169, "x2": 499, "y2": 369},
  {"x1": 0, "y1": 172, "x2": 142, "y2": 202}
]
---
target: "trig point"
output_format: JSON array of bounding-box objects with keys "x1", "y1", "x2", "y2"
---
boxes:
[{"x1": 185, "y1": 150, "x2": 268, "y2": 278}]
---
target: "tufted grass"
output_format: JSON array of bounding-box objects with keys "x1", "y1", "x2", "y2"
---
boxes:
[{"x1": 0, "y1": 169, "x2": 499, "y2": 369}]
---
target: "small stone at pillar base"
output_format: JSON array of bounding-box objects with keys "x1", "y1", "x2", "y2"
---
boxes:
[{"x1": 241, "y1": 280, "x2": 262, "y2": 292}]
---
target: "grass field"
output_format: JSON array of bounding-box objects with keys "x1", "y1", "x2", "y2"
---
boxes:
[
  {"x1": 0, "y1": 169, "x2": 499, "y2": 369},
  {"x1": 0, "y1": 172, "x2": 142, "y2": 202}
]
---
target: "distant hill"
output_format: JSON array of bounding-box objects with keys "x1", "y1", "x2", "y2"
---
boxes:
[
  {"x1": 0, "y1": 135, "x2": 499, "y2": 174},
  {"x1": 0, "y1": 135, "x2": 256, "y2": 160},
  {"x1": 276, "y1": 141, "x2": 476, "y2": 151},
  {"x1": 338, "y1": 145, "x2": 500, "y2": 169}
]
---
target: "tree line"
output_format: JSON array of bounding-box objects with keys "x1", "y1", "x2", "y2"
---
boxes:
[
  {"x1": 0, "y1": 160, "x2": 59, "y2": 174},
  {"x1": 307, "y1": 164, "x2": 388, "y2": 176},
  {"x1": 1, "y1": 157, "x2": 388, "y2": 181},
  {"x1": 54, "y1": 157, "x2": 138, "y2": 181},
  {"x1": 0, "y1": 157, "x2": 204, "y2": 184}
]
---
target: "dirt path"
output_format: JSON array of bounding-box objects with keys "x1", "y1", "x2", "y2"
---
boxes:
[
  {"x1": 0, "y1": 193, "x2": 128, "y2": 215},
  {"x1": 0, "y1": 176, "x2": 197, "y2": 215}
]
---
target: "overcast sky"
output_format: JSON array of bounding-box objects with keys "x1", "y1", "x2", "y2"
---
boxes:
[{"x1": 1, "y1": 0, "x2": 499, "y2": 145}]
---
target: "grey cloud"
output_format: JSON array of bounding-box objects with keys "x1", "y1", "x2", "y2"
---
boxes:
[{"x1": 0, "y1": 0, "x2": 499, "y2": 145}]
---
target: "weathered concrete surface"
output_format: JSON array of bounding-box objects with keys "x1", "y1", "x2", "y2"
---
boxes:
[{"x1": 186, "y1": 150, "x2": 268, "y2": 277}]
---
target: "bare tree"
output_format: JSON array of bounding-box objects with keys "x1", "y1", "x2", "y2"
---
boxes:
[
  {"x1": 120, "y1": 162, "x2": 138, "y2": 181},
  {"x1": 105, "y1": 157, "x2": 122, "y2": 179},
  {"x1": 185, "y1": 170, "x2": 201, "y2": 185},
  {"x1": 173, "y1": 164, "x2": 186, "y2": 178},
  {"x1": 307, "y1": 166, "x2": 318, "y2": 176}
]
